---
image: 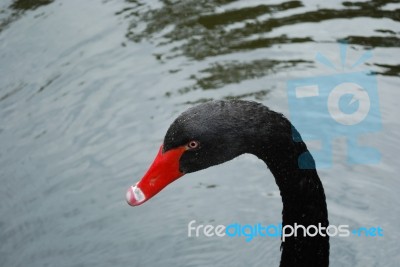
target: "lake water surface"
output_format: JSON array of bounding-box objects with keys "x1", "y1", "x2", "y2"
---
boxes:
[{"x1": 0, "y1": 0, "x2": 399, "y2": 266}]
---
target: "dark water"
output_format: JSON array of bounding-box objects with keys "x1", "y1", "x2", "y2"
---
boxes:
[{"x1": 1, "y1": 0, "x2": 399, "y2": 266}]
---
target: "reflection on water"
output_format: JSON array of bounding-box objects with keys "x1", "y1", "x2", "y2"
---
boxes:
[
  {"x1": 122, "y1": 0, "x2": 400, "y2": 99},
  {"x1": 374, "y1": 63, "x2": 400, "y2": 76},
  {"x1": 126, "y1": 0, "x2": 399, "y2": 58},
  {"x1": 0, "y1": 0, "x2": 54, "y2": 33},
  {"x1": 10, "y1": 0, "x2": 54, "y2": 11},
  {"x1": 179, "y1": 59, "x2": 309, "y2": 92},
  {"x1": 1, "y1": 0, "x2": 400, "y2": 266}
]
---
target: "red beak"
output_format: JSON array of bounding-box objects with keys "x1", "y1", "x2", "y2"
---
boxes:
[{"x1": 126, "y1": 145, "x2": 186, "y2": 206}]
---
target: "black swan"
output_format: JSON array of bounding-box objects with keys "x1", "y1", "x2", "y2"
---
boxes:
[{"x1": 126, "y1": 100, "x2": 329, "y2": 267}]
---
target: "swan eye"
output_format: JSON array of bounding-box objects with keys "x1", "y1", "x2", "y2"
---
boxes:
[{"x1": 187, "y1": 140, "x2": 200, "y2": 150}]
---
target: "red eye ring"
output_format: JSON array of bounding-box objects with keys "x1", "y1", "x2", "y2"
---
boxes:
[{"x1": 187, "y1": 140, "x2": 199, "y2": 150}]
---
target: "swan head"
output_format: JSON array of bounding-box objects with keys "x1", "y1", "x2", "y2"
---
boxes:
[{"x1": 126, "y1": 100, "x2": 265, "y2": 206}]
